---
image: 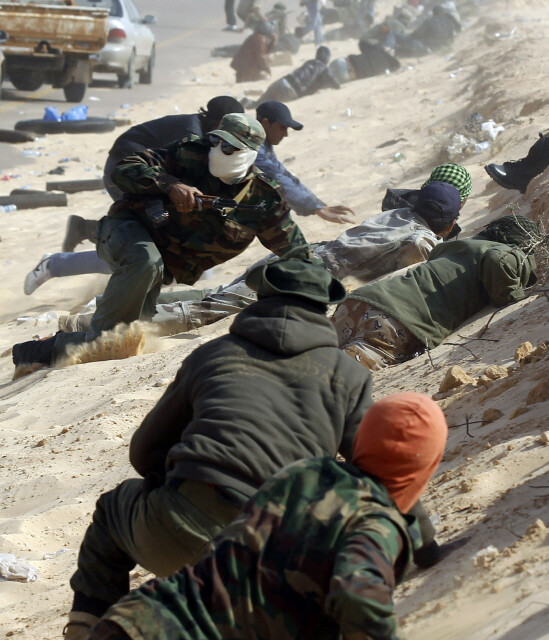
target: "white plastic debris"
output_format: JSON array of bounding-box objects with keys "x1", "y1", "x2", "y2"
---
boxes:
[
  {"x1": 429, "y1": 512, "x2": 441, "y2": 526},
  {"x1": 472, "y1": 545, "x2": 499, "y2": 567},
  {"x1": 16, "y1": 310, "x2": 59, "y2": 325},
  {"x1": 474, "y1": 141, "x2": 492, "y2": 153},
  {"x1": 481, "y1": 120, "x2": 505, "y2": 140},
  {"x1": 43, "y1": 548, "x2": 67, "y2": 560},
  {"x1": 0, "y1": 553, "x2": 39, "y2": 582}
]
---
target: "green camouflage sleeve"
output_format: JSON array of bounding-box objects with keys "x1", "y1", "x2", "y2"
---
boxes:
[
  {"x1": 110, "y1": 146, "x2": 183, "y2": 196},
  {"x1": 110, "y1": 137, "x2": 203, "y2": 196},
  {"x1": 324, "y1": 519, "x2": 406, "y2": 640},
  {"x1": 257, "y1": 208, "x2": 310, "y2": 256}
]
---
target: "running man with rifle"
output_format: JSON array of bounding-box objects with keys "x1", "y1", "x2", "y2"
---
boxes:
[{"x1": 12, "y1": 113, "x2": 310, "y2": 369}]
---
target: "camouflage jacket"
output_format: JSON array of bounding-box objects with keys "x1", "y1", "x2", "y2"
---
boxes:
[
  {"x1": 108, "y1": 137, "x2": 309, "y2": 284},
  {"x1": 100, "y1": 457, "x2": 422, "y2": 640}
]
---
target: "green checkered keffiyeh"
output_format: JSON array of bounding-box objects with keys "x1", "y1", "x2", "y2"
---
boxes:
[{"x1": 422, "y1": 163, "x2": 472, "y2": 201}]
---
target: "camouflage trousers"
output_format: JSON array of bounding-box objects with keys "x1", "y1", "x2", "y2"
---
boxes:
[
  {"x1": 153, "y1": 278, "x2": 257, "y2": 333},
  {"x1": 71, "y1": 479, "x2": 241, "y2": 610},
  {"x1": 331, "y1": 300, "x2": 422, "y2": 371}
]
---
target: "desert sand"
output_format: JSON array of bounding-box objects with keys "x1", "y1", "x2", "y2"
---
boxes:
[{"x1": 0, "y1": 0, "x2": 548, "y2": 638}]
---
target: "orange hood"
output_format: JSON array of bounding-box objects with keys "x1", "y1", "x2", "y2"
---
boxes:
[{"x1": 352, "y1": 392, "x2": 448, "y2": 512}]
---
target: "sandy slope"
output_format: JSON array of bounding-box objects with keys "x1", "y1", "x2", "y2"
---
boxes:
[{"x1": 0, "y1": 0, "x2": 548, "y2": 637}]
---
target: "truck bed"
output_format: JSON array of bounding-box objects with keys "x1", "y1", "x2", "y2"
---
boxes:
[{"x1": 0, "y1": 1, "x2": 108, "y2": 54}]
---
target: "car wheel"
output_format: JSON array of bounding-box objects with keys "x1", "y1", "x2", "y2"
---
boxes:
[
  {"x1": 10, "y1": 71, "x2": 43, "y2": 92},
  {"x1": 138, "y1": 45, "x2": 155, "y2": 84},
  {"x1": 118, "y1": 51, "x2": 135, "y2": 89},
  {"x1": 63, "y1": 81, "x2": 87, "y2": 103}
]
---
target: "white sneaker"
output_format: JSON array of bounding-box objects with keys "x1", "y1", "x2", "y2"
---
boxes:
[{"x1": 24, "y1": 253, "x2": 53, "y2": 295}]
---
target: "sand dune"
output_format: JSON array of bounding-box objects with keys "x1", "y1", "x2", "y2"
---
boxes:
[{"x1": 0, "y1": 0, "x2": 548, "y2": 637}]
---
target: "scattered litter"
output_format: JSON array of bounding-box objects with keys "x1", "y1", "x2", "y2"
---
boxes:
[
  {"x1": 436, "y1": 98, "x2": 443, "y2": 104},
  {"x1": 429, "y1": 513, "x2": 441, "y2": 526},
  {"x1": 346, "y1": 107, "x2": 352, "y2": 117},
  {"x1": 0, "y1": 205, "x2": 17, "y2": 213},
  {"x1": 393, "y1": 152, "x2": 406, "y2": 162},
  {"x1": 16, "y1": 311, "x2": 59, "y2": 325},
  {"x1": 493, "y1": 27, "x2": 517, "y2": 38},
  {"x1": 329, "y1": 122, "x2": 346, "y2": 131},
  {"x1": 43, "y1": 548, "x2": 67, "y2": 560},
  {"x1": 474, "y1": 141, "x2": 492, "y2": 153},
  {"x1": 0, "y1": 553, "x2": 39, "y2": 582},
  {"x1": 120, "y1": 103, "x2": 131, "y2": 109},
  {"x1": 88, "y1": 96, "x2": 100, "y2": 101},
  {"x1": 21, "y1": 150, "x2": 42, "y2": 157},
  {"x1": 48, "y1": 166, "x2": 65, "y2": 175},
  {"x1": 473, "y1": 545, "x2": 499, "y2": 567},
  {"x1": 481, "y1": 119, "x2": 505, "y2": 140}
]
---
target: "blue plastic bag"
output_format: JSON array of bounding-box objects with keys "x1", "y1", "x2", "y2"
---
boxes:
[
  {"x1": 43, "y1": 106, "x2": 60, "y2": 122},
  {"x1": 61, "y1": 105, "x2": 88, "y2": 121}
]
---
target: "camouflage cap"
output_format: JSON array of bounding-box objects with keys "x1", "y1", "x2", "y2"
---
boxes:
[{"x1": 208, "y1": 113, "x2": 266, "y2": 151}]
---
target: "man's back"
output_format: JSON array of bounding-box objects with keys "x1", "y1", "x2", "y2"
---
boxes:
[
  {"x1": 347, "y1": 238, "x2": 537, "y2": 348},
  {"x1": 285, "y1": 59, "x2": 337, "y2": 97},
  {"x1": 109, "y1": 114, "x2": 203, "y2": 162},
  {"x1": 318, "y1": 207, "x2": 440, "y2": 280},
  {"x1": 100, "y1": 457, "x2": 416, "y2": 640},
  {"x1": 131, "y1": 296, "x2": 372, "y2": 497}
]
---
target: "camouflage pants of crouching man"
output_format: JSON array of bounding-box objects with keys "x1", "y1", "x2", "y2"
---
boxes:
[{"x1": 331, "y1": 300, "x2": 423, "y2": 371}]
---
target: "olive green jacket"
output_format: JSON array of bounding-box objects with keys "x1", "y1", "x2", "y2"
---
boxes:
[{"x1": 347, "y1": 238, "x2": 537, "y2": 349}]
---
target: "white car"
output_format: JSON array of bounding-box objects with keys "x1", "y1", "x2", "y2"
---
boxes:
[
  {"x1": 0, "y1": 30, "x2": 6, "y2": 98},
  {"x1": 74, "y1": 0, "x2": 156, "y2": 88}
]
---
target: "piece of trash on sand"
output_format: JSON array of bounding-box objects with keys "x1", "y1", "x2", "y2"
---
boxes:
[
  {"x1": 473, "y1": 545, "x2": 499, "y2": 567},
  {"x1": 481, "y1": 120, "x2": 505, "y2": 140},
  {"x1": 43, "y1": 548, "x2": 67, "y2": 560},
  {"x1": 16, "y1": 310, "x2": 59, "y2": 325},
  {"x1": 474, "y1": 141, "x2": 492, "y2": 153},
  {"x1": 0, "y1": 553, "x2": 39, "y2": 582},
  {"x1": 429, "y1": 513, "x2": 441, "y2": 526}
]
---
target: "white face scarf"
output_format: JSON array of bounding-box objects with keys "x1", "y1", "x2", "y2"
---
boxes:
[{"x1": 208, "y1": 145, "x2": 258, "y2": 184}]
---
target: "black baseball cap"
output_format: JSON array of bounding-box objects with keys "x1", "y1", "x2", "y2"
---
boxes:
[
  {"x1": 414, "y1": 181, "x2": 461, "y2": 220},
  {"x1": 256, "y1": 101, "x2": 303, "y2": 130}
]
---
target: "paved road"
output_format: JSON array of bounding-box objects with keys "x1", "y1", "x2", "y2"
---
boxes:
[{"x1": 0, "y1": 0, "x2": 246, "y2": 128}]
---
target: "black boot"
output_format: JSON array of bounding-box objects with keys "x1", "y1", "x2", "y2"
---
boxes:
[
  {"x1": 62, "y1": 215, "x2": 99, "y2": 252},
  {"x1": 485, "y1": 132, "x2": 549, "y2": 194},
  {"x1": 12, "y1": 335, "x2": 57, "y2": 367}
]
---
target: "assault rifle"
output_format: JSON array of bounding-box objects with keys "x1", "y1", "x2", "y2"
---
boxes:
[
  {"x1": 194, "y1": 195, "x2": 267, "y2": 215},
  {"x1": 146, "y1": 195, "x2": 267, "y2": 228}
]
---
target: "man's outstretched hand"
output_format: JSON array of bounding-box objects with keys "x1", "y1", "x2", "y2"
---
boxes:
[{"x1": 315, "y1": 205, "x2": 355, "y2": 224}]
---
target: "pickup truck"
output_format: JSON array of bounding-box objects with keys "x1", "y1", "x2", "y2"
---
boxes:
[{"x1": 0, "y1": 0, "x2": 108, "y2": 102}]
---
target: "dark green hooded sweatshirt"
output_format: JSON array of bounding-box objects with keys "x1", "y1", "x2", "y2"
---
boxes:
[{"x1": 130, "y1": 296, "x2": 373, "y2": 498}]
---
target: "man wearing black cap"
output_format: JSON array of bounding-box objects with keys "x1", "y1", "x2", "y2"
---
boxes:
[
  {"x1": 61, "y1": 251, "x2": 373, "y2": 639},
  {"x1": 256, "y1": 100, "x2": 354, "y2": 224},
  {"x1": 333, "y1": 213, "x2": 541, "y2": 370}
]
